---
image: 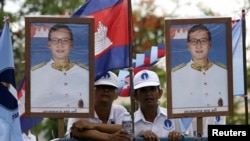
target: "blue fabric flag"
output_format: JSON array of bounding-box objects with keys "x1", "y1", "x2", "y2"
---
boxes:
[
  {"x1": 179, "y1": 118, "x2": 193, "y2": 134},
  {"x1": 0, "y1": 21, "x2": 23, "y2": 141},
  {"x1": 20, "y1": 117, "x2": 43, "y2": 133},
  {"x1": 117, "y1": 44, "x2": 166, "y2": 97},
  {"x1": 17, "y1": 77, "x2": 43, "y2": 133},
  {"x1": 232, "y1": 20, "x2": 244, "y2": 96},
  {"x1": 72, "y1": 0, "x2": 130, "y2": 80}
]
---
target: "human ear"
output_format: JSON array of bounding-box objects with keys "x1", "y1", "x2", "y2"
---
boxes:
[
  {"x1": 114, "y1": 89, "x2": 118, "y2": 100},
  {"x1": 133, "y1": 91, "x2": 139, "y2": 101},
  {"x1": 158, "y1": 88, "x2": 163, "y2": 99}
]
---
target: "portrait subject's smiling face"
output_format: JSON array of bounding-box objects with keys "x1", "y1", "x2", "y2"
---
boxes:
[
  {"x1": 187, "y1": 29, "x2": 211, "y2": 62},
  {"x1": 48, "y1": 28, "x2": 73, "y2": 62}
]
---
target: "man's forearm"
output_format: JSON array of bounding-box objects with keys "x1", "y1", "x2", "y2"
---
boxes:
[
  {"x1": 94, "y1": 123, "x2": 122, "y2": 133},
  {"x1": 72, "y1": 129, "x2": 111, "y2": 141}
]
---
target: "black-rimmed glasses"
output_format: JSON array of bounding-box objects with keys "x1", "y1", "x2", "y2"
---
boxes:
[
  {"x1": 188, "y1": 38, "x2": 209, "y2": 45},
  {"x1": 49, "y1": 38, "x2": 72, "y2": 44}
]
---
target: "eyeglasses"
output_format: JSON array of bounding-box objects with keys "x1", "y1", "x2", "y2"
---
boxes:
[
  {"x1": 49, "y1": 38, "x2": 72, "y2": 44},
  {"x1": 188, "y1": 38, "x2": 209, "y2": 45}
]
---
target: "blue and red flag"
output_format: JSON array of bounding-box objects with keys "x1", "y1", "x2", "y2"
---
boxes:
[
  {"x1": 0, "y1": 21, "x2": 23, "y2": 141},
  {"x1": 118, "y1": 44, "x2": 166, "y2": 97},
  {"x1": 118, "y1": 70, "x2": 130, "y2": 97},
  {"x1": 132, "y1": 43, "x2": 165, "y2": 74},
  {"x1": 17, "y1": 77, "x2": 43, "y2": 133},
  {"x1": 72, "y1": 0, "x2": 130, "y2": 80},
  {"x1": 17, "y1": 77, "x2": 26, "y2": 117}
]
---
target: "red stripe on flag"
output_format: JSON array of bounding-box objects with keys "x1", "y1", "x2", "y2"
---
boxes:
[{"x1": 90, "y1": 0, "x2": 129, "y2": 46}]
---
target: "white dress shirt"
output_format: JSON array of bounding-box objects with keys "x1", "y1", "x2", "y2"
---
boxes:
[
  {"x1": 171, "y1": 60, "x2": 228, "y2": 113},
  {"x1": 31, "y1": 59, "x2": 89, "y2": 108},
  {"x1": 134, "y1": 106, "x2": 183, "y2": 137}
]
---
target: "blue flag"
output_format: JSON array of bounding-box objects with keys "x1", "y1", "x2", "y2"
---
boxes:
[
  {"x1": 0, "y1": 21, "x2": 23, "y2": 140},
  {"x1": 20, "y1": 117, "x2": 43, "y2": 133},
  {"x1": 179, "y1": 118, "x2": 193, "y2": 134},
  {"x1": 72, "y1": 0, "x2": 130, "y2": 80},
  {"x1": 17, "y1": 77, "x2": 43, "y2": 133},
  {"x1": 232, "y1": 20, "x2": 244, "y2": 96}
]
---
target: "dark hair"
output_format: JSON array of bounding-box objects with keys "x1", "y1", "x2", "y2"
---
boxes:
[
  {"x1": 48, "y1": 24, "x2": 73, "y2": 40},
  {"x1": 187, "y1": 24, "x2": 211, "y2": 41}
]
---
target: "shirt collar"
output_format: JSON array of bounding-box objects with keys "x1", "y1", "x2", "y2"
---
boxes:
[
  {"x1": 134, "y1": 105, "x2": 166, "y2": 122},
  {"x1": 94, "y1": 104, "x2": 116, "y2": 124}
]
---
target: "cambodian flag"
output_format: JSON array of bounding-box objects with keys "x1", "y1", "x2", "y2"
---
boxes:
[
  {"x1": 72, "y1": 0, "x2": 130, "y2": 80},
  {"x1": 133, "y1": 43, "x2": 165, "y2": 74},
  {"x1": 117, "y1": 44, "x2": 166, "y2": 97},
  {"x1": 17, "y1": 77, "x2": 43, "y2": 133},
  {"x1": 17, "y1": 77, "x2": 26, "y2": 117},
  {"x1": 118, "y1": 70, "x2": 130, "y2": 97},
  {"x1": 0, "y1": 21, "x2": 23, "y2": 141}
]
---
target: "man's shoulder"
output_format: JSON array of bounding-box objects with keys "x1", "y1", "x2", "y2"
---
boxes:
[
  {"x1": 133, "y1": 110, "x2": 142, "y2": 122},
  {"x1": 112, "y1": 104, "x2": 127, "y2": 111},
  {"x1": 74, "y1": 62, "x2": 89, "y2": 70},
  {"x1": 172, "y1": 63, "x2": 187, "y2": 72},
  {"x1": 213, "y1": 62, "x2": 227, "y2": 70},
  {"x1": 31, "y1": 62, "x2": 47, "y2": 71}
]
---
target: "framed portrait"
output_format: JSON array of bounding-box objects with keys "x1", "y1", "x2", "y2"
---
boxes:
[
  {"x1": 165, "y1": 17, "x2": 233, "y2": 118},
  {"x1": 25, "y1": 17, "x2": 95, "y2": 118}
]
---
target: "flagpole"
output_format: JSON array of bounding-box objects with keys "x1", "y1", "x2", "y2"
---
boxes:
[
  {"x1": 127, "y1": 0, "x2": 136, "y2": 137},
  {"x1": 241, "y1": 9, "x2": 248, "y2": 125}
]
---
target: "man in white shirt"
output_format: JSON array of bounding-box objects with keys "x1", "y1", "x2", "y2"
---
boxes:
[
  {"x1": 133, "y1": 70, "x2": 183, "y2": 141},
  {"x1": 67, "y1": 71, "x2": 130, "y2": 141}
]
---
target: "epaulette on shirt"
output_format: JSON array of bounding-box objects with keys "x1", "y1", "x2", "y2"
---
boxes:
[
  {"x1": 74, "y1": 62, "x2": 89, "y2": 70},
  {"x1": 172, "y1": 63, "x2": 186, "y2": 72},
  {"x1": 214, "y1": 62, "x2": 227, "y2": 70},
  {"x1": 31, "y1": 62, "x2": 46, "y2": 71}
]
